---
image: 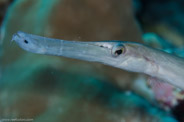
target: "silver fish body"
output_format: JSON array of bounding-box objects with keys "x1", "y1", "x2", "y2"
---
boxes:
[{"x1": 12, "y1": 31, "x2": 184, "y2": 89}]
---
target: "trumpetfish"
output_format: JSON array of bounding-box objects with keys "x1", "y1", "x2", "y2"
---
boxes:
[{"x1": 12, "y1": 31, "x2": 184, "y2": 107}]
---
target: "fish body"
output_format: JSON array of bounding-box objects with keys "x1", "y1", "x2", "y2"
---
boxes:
[{"x1": 12, "y1": 31, "x2": 184, "y2": 89}]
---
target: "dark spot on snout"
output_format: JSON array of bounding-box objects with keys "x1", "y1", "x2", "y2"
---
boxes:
[
  {"x1": 24, "y1": 40, "x2": 28, "y2": 44},
  {"x1": 115, "y1": 49, "x2": 122, "y2": 55}
]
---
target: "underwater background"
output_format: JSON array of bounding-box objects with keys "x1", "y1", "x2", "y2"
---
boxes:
[{"x1": 0, "y1": 0, "x2": 184, "y2": 122}]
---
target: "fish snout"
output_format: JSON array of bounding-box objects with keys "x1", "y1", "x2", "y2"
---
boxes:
[{"x1": 11, "y1": 32, "x2": 22, "y2": 43}]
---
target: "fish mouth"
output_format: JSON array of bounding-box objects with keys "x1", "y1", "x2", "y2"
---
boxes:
[
  {"x1": 11, "y1": 32, "x2": 20, "y2": 42},
  {"x1": 11, "y1": 31, "x2": 26, "y2": 42}
]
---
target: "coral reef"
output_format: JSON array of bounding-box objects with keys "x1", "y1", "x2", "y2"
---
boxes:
[{"x1": 0, "y1": 0, "x2": 182, "y2": 121}]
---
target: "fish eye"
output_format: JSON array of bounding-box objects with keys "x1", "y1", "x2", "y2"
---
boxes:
[
  {"x1": 111, "y1": 44, "x2": 125, "y2": 57},
  {"x1": 24, "y1": 40, "x2": 28, "y2": 44}
]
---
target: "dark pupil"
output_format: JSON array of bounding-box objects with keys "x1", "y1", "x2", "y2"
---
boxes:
[
  {"x1": 115, "y1": 49, "x2": 122, "y2": 55},
  {"x1": 24, "y1": 40, "x2": 28, "y2": 44}
]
